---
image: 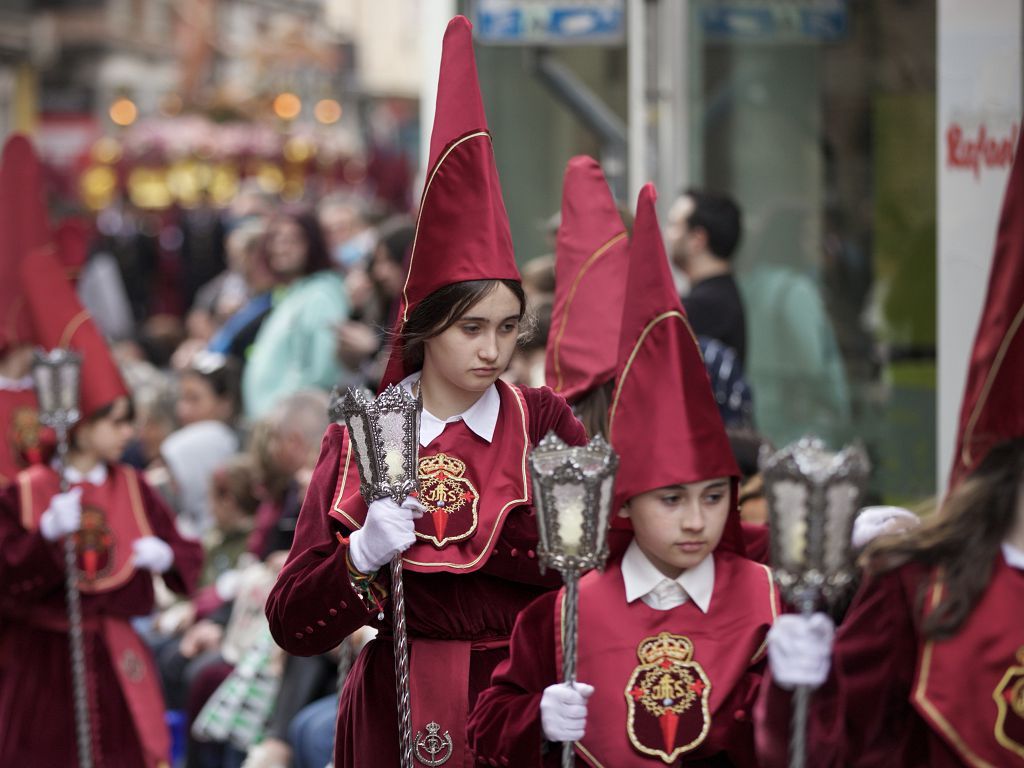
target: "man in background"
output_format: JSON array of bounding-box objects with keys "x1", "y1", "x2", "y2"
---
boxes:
[{"x1": 666, "y1": 189, "x2": 747, "y2": 364}]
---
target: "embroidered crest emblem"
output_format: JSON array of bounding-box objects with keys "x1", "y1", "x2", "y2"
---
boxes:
[
  {"x1": 120, "y1": 648, "x2": 146, "y2": 682},
  {"x1": 624, "y1": 632, "x2": 711, "y2": 763},
  {"x1": 994, "y1": 646, "x2": 1024, "y2": 758},
  {"x1": 75, "y1": 505, "x2": 114, "y2": 585},
  {"x1": 414, "y1": 720, "x2": 453, "y2": 765},
  {"x1": 413, "y1": 453, "x2": 479, "y2": 548},
  {"x1": 9, "y1": 405, "x2": 42, "y2": 467}
]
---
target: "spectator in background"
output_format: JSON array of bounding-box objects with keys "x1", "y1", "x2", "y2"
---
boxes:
[
  {"x1": 206, "y1": 220, "x2": 275, "y2": 364},
  {"x1": 666, "y1": 188, "x2": 747, "y2": 364},
  {"x1": 335, "y1": 216, "x2": 415, "y2": 390},
  {"x1": 319, "y1": 193, "x2": 374, "y2": 273},
  {"x1": 242, "y1": 210, "x2": 350, "y2": 419},
  {"x1": 175, "y1": 351, "x2": 241, "y2": 430}
]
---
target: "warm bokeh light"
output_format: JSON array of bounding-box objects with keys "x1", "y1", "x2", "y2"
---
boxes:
[
  {"x1": 273, "y1": 92, "x2": 302, "y2": 120},
  {"x1": 109, "y1": 97, "x2": 138, "y2": 126},
  {"x1": 314, "y1": 98, "x2": 343, "y2": 124}
]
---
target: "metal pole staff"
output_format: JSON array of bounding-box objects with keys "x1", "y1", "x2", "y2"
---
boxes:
[{"x1": 33, "y1": 348, "x2": 92, "y2": 768}]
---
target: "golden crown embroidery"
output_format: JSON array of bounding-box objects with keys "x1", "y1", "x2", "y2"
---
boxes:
[
  {"x1": 994, "y1": 646, "x2": 1024, "y2": 758},
  {"x1": 413, "y1": 453, "x2": 479, "y2": 548},
  {"x1": 624, "y1": 632, "x2": 711, "y2": 764}
]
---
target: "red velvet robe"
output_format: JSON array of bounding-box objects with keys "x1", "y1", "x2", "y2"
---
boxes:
[
  {"x1": 755, "y1": 554, "x2": 1024, "y2": 767},
  {"x1": 0, "y1": 464, "x2": 203, "y2": 768},
  {"x1": 467, "y1": 550, "x2": 779, "y2": 767},
  {"x1": 265, "y1": 385, "x2": 586, "y2": 768}
]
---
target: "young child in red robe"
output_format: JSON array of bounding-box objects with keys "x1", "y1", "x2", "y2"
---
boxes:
[
  {"x1": 264, "y1": 16, "x2": 586, "y2": 768},
  {"x1": 0, "y1": 246, "x2": 203, "y2": 768},
  {"x1": 757, "y1": 131, "x2": 1024, "y2": 768},
  {"x1": 467, "y1": 184, "x2": 779, "y2": 767}
]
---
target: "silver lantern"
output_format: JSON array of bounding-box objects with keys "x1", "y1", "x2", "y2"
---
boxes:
[
  {"x1": 761, "y1": 436, "x2": 870, "y2": 768},
  {"x1": 330, "y1": 383, "x2": 421, "y2": 768},
  {"x1": 31, "y1": 347, "x2": 93, "y2": 768},
  {"x1": 528, "y1": 432, "x2": 618, "y2": 768}
]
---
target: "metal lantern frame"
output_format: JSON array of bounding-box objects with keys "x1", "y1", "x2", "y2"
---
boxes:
[
  {"x1": 529, "y1": 432, "x2": 619, "y2": 576},
  {"x1": 760, "y1": 435, "x2": 871, "y2": 768},
  {"x1": 32, "y1": 347, "x2": 93, "y2": 768},
  {"x1": 332, "y1": 384, "x2": 421, "y2": 504},
  {"x1": 330, "y1": 382, "x2": 421, "y2": 768},
  {"x1": 761, "y1": 436, "x2": 870, "y2": 611},
  {"x1": 528, "y1": 431, "x2": 618, "y2": 768}
]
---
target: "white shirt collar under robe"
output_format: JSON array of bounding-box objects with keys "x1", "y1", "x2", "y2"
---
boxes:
[
  {"x1": 620, "y1": 539, "x2": 715, "y2": 613},
  {"x1": 400, "y1": 372, "x2": 500, "y2": 448}
]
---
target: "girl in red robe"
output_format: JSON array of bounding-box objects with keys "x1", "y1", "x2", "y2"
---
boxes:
[
  {"x1": 467, "y1": 185, "x2": 778, "y2": 767},
  {"x1": 757, "y1": 130, "x2": 1024, "y2": 768},
  {"x1": 0, "y1": 247, "x2": 203, "y2": 768},
  {"x1": 264, "y1": 16, "x2": 586, "y2": 768}
]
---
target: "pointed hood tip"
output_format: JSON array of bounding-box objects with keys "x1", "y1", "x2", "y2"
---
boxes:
[{"x1": 547, "y1": 156, "x2": 629, "y2": 400}]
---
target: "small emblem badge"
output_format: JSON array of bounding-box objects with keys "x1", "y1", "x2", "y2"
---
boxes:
[
  {"x1": 624, "y1": 632, "x2": 711, "y2": 763},
  {"x1": 414, "y1": 721, "x2": 453, "y2": 766},
  {"x1": 413, "y1": 453, "x2": 479, "y2": 548}
]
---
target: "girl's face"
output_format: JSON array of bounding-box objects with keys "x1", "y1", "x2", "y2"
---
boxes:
[
  {"x1": 177, "y1": 373, "x2": 231, "y2": 426},
  {"x1": 621, "y1": 477, "x2": 731, "y2": 578},
  {"x1": 267, "y1": 218, "x2": 308, "y2": 278},
  {"x1": 76, "y1": 397, "x2": 135, "y2": 464},
  {"x1": 422, "y1": 283, "x2": 522, "y2": 398}
]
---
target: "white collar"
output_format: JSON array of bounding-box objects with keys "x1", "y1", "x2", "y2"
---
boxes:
[
  {"x1": 621, "y1": 539, "x2": 715, "y2": 613},
  {"x1": 400, "y1": 372, "x2": 500, "y2": 448},
  {"x1": 1002, "y1": 541, "x2": 1024, "y2": 570},
  {"x1": 60, "y1": 462, "x2": 109, "y2": 486},
  {"x1": 0, "y1": 374, "x2": 34, "y2": 392}
]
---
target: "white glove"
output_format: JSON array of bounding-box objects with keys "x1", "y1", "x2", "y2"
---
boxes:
[
  {"x1": 768, "y1": 613, "x2": 835, "y2": 691},
  {"x1": 851, "y1": 505, "x2": 920, "y2": 549},
  {"x1": 347, "y1": 496, "x2": 425, "y2": 574},
  {"x1": 39, "y1": 487, "x2": 83, "y2": 541},
  {"x1": 540, "y1": 682, "x2": 594, "y2": 743},
  {"x1": 132, "y1": 536, "x2": 175, "y2": 574}
]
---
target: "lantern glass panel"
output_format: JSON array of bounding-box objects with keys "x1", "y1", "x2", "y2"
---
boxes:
[
  {"x1": 824, "y1": 482, "x2": 859, "y2": 573},
  {"x1": 349, "y1": 415, "x2": 373, "y2": 480},
  {"x1": 553, "y1": 482, "x2": 585, "y2": 555},
  {"x1": 59, "y1": 365, "x2": 80, "y2": 412},
  {"x1": 532, "y1": 479, "x2": 552, "y2": 554},
  {"x1": 772, "y1": 479, "x2": 809, "y2": 569},
  {"x1": 378, "y1": 410, "x2": 408, "y2": 484},
  {"x1": 597, "y1": 475, "x2": 615, "y2": 538},
  {"x1": 33, "y1": 366, "x2": 56, "y2": 414}
]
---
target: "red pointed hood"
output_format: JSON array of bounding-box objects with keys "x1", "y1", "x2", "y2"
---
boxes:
[
  {"x1": 19, "y1": 246, "x2": 128, "y2": 418},
  {"x1": 0, "y1": 135, "x2": 50, "y2": 352},
  {"x1": 380, "y1": 15, "x2": 519, "y2": 388},
  {"x1": 607, "y1": 184, "x2": 742, "y2": 553},
  {"x1": 546, "y1": 156, "x2": 629, "y2": 402},
  {"x1": 950, "y1": 130, "x2": 1024, "y2": 488}
]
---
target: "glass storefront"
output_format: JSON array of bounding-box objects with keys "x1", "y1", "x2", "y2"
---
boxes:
[{"x1": 686, "y1": 0, "x2": 937, "y2": 504}]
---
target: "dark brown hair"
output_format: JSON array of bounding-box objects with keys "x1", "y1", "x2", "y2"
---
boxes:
[
  {"x1": 259, "y1": 208, "x2": 332, "y2": 278},
  {"x1": 399, "y1": 279, "x2": 526, "y2": 373},
  {"x1": 572, "y1": 379, "x2": 615, "y2": 440},
  {"x1": 864, "y1": 436, "x2": 1024, "y2": 639},
  {"x1": 182, "y1": 354, "x2": 241, "y2": 421}
]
